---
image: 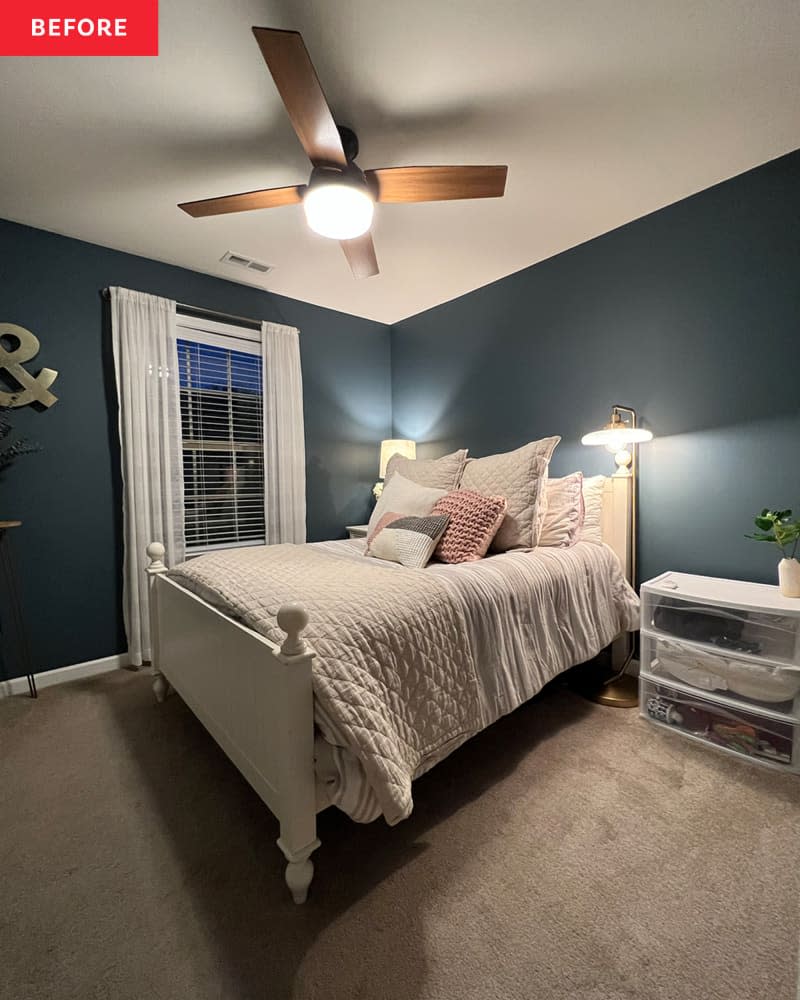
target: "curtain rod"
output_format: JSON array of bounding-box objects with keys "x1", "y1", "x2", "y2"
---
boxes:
[{"x1": 100, "y1": 288, "x2": 261, "y2": 330}]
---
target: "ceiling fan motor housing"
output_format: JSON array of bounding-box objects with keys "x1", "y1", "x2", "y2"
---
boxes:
[
  {"x1": 307, "y1": 162, "x2": 374, "y2": 198},
  {"x1": 337, "y1": 125, "x2": 360, "y2": 163}
]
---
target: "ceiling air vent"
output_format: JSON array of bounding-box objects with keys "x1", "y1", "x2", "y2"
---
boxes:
[{"x1": 220, "y1": 250, "x2": 273, "y2": 275}]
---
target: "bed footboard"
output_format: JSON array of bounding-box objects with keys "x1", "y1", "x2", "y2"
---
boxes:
[{"x1": 146, "y1": 543, "x2": 320, "y2": 904}]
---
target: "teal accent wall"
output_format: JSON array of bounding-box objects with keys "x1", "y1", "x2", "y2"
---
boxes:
[
  {"x1": 0, "y1": 219, "x2": 390, "y2": 677},
  {"x1": 390, "y1": 150, "x2": 800, "y2": 588}
]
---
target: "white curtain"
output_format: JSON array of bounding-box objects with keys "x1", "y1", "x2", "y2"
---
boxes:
[
  {"x1": 261, "y1": 321, "x2": 306, "y2": 543},
  {"x1": 111, "y1": 287, "x2": 185, "y2": 666}
]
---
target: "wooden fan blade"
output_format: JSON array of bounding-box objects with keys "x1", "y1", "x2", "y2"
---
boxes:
[
  {"x1": 366, "y1": 165, "x2": 508, "y2": 203},
  {"x1": 340, "y1": 233, "x2": 379, "y2": 279},
  {"x1": 179, "y1": 185, "x2": 306, "y2": 218},
  {"x1": 252, "y1": 27, "x2": 347, "y2": 169}
]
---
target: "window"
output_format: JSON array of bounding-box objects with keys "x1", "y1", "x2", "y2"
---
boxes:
[{"x1": 176, "y1": 318, "x2": 264, "y2": 554}]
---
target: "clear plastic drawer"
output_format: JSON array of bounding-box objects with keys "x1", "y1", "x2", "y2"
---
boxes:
[
  {"x1": 640, "y1": 676, "x2": 798, "y2": 772},
  {"x1": 641, "y1": 581, "x2": 800, "y2": 668},
  {"x1": 640, "y1": 630, "x2": 800, "y2": 718}
]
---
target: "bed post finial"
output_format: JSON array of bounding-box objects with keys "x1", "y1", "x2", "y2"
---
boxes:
[
  {"x1": 277, "y1": 604, "x2": 309, "y2": 656},
  {"x1": 146, "y1": 541, "x2": 167, "y2": 574}
]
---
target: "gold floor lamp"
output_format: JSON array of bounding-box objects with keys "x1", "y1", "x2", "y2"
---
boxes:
[{"x1": 581, "y1": 404, "x2": 653, "y2": 707}]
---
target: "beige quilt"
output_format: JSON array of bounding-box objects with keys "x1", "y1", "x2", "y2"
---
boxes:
[{"x1": 169, "y1": 544, "x2": 483, "y2": 825}]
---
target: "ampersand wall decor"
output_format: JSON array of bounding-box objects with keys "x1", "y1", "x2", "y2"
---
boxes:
[{"x1": 0, "y1": 323, "x2": 58, "y2": 408}]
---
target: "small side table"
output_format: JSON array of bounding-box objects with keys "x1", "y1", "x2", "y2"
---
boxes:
[
  {"x1": 0, "y1": 521, "x2": 37, "y2": 698},
  {"x1": 345, "y1": 524, "x2": 369, "y2": 539}
]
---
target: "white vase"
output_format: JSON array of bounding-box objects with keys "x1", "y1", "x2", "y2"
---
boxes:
[{"x1": 778, "y1": 558, "x2": 800, "y2": 598}]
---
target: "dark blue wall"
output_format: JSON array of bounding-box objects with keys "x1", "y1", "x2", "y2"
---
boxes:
[
  {"x1": 4, "y1": 150, "x2": 798, "y2": 677},
  {"x1": 391, "y1": 150, "x2": 800, "y2": 588},
  {"x1": 0, "y1": 219, "x2": 390, "y2": 676}
]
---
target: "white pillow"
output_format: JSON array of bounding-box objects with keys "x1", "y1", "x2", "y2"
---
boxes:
[
  {"x1": 367, "y1": 473, "x2": 447, "y2": 535},
  {"x1": 539, "y1": 472, "x2": 584, "y2": 547},
  {"x1": 580, "y1": 475, "x2": 606, "y2": 544}
]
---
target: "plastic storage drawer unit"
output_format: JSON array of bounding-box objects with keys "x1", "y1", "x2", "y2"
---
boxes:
[{"x1": 640, "y1": 572, "x2": 800, "y2": 774}]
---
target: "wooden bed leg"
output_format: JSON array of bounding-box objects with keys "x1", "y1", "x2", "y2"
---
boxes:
[
  {"x1": 146, "y1": 541, "x2": 169, "y2": 704},
  {"x1": 152, "y1": 673, "x2": 169, "y2": 703},
  {"x1": 278, "y1": 838, "x2": 320, "y2": 904}
]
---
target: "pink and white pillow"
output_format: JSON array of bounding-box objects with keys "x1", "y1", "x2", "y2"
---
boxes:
[
  {"x1": 431, "y1": 490, "x2": 508, "y2": 564},
  {"x1": 538, "y1": 472, "x2": 584, "y2": 547},
  {"x1": 580, "y1": 475, "x2": 606, "y2": 544}
]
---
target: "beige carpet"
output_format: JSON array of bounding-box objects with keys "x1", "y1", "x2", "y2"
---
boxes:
[{"x1": 1, "y1": 669, "x2": 798, "y2": 1000}]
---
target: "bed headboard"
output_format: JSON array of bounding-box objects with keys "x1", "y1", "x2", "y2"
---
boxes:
[{"x1": 600, "y1": 476, "x2": 632, "y2": 583}]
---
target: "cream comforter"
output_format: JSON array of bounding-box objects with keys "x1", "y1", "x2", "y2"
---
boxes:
[{"x1": 170, "y1": 540, "x2": 639, "y2": 825}]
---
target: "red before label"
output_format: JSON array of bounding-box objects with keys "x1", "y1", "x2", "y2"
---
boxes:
[{"x1": 1, "y1": 0, "x2": 158, "y2": 56}]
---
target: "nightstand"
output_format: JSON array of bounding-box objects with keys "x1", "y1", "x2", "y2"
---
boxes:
[
  {"x1": 345, "y1": 524, "x2": 369, "y2": 539},
  {"x1": 640, "y1": 571, "x2": 800, "y2": 773}
]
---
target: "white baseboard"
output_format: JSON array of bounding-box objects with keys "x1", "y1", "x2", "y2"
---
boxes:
[{"x1": 0, "y1": 652, "x2": 130, "y2": 698}]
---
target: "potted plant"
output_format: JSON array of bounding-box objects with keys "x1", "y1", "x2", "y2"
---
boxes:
[
  {"x1": 0, "y1": 410, "x2": 40, "y2": 476},
  {"x1": 746, "y1": 508, "x2": 800, "y2": 597}
]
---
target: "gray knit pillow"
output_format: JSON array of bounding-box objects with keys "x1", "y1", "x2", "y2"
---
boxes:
[{"x1": 366, "y1": 513, "x2": 451, "y2": 568}]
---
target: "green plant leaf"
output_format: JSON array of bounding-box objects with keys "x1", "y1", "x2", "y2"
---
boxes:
[
  {"x1": 748, "y1": 506, "x2": 800, "y2": 558},
  {"x1": 776, "y1": 524, "x2": 800, "y2": 545}
]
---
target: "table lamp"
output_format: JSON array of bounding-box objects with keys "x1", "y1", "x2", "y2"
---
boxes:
[{"x1": 374, "y1": 439, "x2": 416, "y2": 499}]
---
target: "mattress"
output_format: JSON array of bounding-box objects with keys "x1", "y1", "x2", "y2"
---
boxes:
[{"x1": 170, "y1": 539, "x2": 639, "y2": 824}]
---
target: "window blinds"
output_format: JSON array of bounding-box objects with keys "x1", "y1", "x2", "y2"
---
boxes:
[{"x1": 177, "y1": 337, "x2": 265, "y2": 553}]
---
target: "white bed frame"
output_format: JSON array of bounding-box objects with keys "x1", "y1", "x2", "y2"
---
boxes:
[{"x1": 146, "y1": 476, "x2": 631, "y2": 904}]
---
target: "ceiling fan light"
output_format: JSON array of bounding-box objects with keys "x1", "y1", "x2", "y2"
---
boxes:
[{"x1": 303, "y1": 182, "x2": 374, "y2": 241}]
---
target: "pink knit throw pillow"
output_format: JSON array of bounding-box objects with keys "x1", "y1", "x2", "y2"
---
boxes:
[{"x1": 431, "y1": 490, "x2": 508, "y2": 564}]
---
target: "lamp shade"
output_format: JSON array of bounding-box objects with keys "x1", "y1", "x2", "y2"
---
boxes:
[
  {"x1": 379, "y1": 439, "x2": 416, "y2": 478},
  {"x1": 581, "y1": 426, "x2": 653, "y2": 448}
]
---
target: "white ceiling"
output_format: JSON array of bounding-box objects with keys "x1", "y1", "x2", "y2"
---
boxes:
[{"x1": 1, "y1": 0, "x2": 798, "y2": 324}]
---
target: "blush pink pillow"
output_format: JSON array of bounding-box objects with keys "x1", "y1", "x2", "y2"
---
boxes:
[
  {"x1": 539, "y1": 472, "x2": 585, "y2": 547},
  {"x1": 431, "y1": 490, "x2": 508, "y2": 564}
]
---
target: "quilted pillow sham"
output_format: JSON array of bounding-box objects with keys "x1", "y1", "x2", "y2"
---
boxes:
[
  {"x1": 580, "y1": 474, "x2": 606, "y2": 544},
  {"x1": 366, "y1": 512, "x2": 451, "y2": 568},
  {"x1": 460, "y1": 436, "x2": 561, "y2": 551},
  {"x1": 385, "y1": 448, "x2": 468, "y2": 491},
  {"x1": 367, "y1": 473, "x2": 447, "y2": 535},
  {"x1": 539, "y1": 472, "x2": 584, "y2": 547},
  {"x1": 431, "y1": 490, "x2": 508, "y2": 564}
]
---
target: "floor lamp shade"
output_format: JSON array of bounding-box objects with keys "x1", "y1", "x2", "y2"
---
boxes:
[{"x1": 582, "y1": 406, "x2": 653, "y2": 477}]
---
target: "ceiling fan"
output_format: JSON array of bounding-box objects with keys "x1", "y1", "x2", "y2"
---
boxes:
[{"x1": 178, "y1": 27, "x2": 508, "y2": 279}]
